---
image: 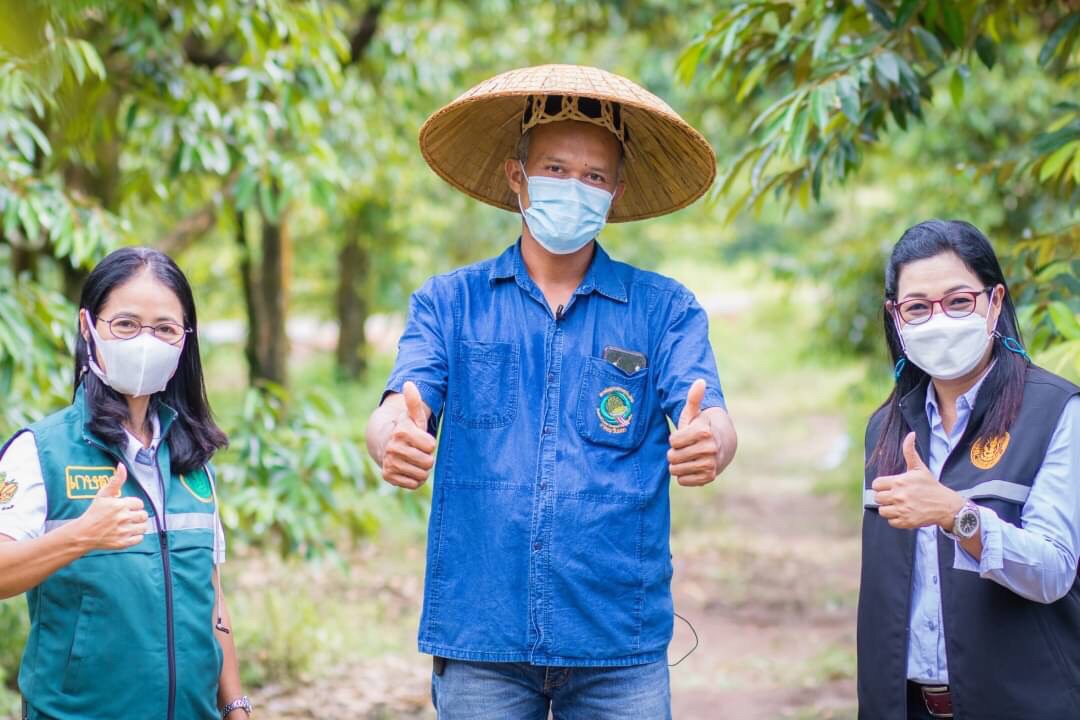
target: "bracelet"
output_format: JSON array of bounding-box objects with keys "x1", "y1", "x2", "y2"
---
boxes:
[{"x1": 221, "y1": 695, "x2": 252, "y2": 718}]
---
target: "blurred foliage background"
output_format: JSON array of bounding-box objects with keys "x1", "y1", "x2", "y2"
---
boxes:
[{"x1": 0, "y1": 0, "x2": 1076, "y2": 714}]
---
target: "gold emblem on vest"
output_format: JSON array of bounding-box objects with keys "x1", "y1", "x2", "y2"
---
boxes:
[
  {"x1": 970, "y1": 432, "x2": 1010, "y2": 470},
  {"x1": 65, "y1": 466, "x2": 115, "y2": 499}
]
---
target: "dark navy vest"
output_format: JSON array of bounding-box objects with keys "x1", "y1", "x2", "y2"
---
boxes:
[{"x1": 857, "y1": 365, "x2": 1080, "y2": 719}]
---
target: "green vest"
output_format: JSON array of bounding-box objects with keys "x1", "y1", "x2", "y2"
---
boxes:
[{"x1": 17, "y1": 389, "x2": 222, "y2": 720}]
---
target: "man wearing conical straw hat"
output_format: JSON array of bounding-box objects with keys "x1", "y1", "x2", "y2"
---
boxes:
[{"x1": 367, "y1": 64, "x2": 737, "y2": 717}]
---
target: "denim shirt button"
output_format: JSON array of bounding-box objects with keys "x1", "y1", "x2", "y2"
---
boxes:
[{"x1": 533, "y1": 542, "x2": 542, "y2": 551}]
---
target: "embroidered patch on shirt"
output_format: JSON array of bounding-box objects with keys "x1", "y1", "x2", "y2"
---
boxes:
[
  {"x1": 0, "y1": 472, "x2": 17, "y2": 506},
  {"x1": 970, "y1": 432, "x2": 1010, "y2": 470},
  {"x1": 596, "y1": 386, "x2": 634, "y2": 434}
]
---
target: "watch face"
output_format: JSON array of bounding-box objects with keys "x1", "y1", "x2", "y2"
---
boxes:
[{"x1": 958, "y1": 508, "x2": 979, "y2": 537}]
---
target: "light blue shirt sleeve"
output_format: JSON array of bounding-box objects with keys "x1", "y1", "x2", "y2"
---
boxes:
[{"x1": 953, "y1": 395, "x2": 1080, "y2": 603}]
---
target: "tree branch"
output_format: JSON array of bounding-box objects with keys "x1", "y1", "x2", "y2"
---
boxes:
[{"x1": 348, "y1": 3, "x2": 384, "y2": 64}]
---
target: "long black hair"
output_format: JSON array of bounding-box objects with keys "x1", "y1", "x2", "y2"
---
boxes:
[
  {"x1": 869, "y1": 220, "x2": 1028, "y2": 475},
  {"x1": 74, "y1": 247, "x2": 227, "y2": 473}
]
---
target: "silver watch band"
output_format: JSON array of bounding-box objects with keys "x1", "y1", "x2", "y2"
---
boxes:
[{"x1": 221, "y1": 696, "x2": 252, "y2": 718}]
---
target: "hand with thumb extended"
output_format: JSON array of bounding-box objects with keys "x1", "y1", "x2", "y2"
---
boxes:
[
  {"x1": 668, "y1": 379, "x2": 722, "y2": 486},
  {"x1": 99, "y1": 461, "x2": 127, "y2": 497},
  {"x1": 403, "y1": 380, "x2": 428, "y2": 429},
  {"x1": 381, "y1": 381, "x2": 437, "y2": 491},
  {"x1": 902, "y1": 432, "x2": 927, "y2": 472},
  {"x1": 78, "y1": 463, "x2": 148, "y2": 551},
  {"x1": 677, "y1": 378, "x2": 706, "y2": 430},
  {"x1": 871, "y1": 432, "x2": 964, "y2": 530}
]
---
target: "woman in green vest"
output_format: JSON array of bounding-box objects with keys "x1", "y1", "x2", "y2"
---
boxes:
[{"x1": 0, "y1": 248, "x2": 252, "y2": 719}]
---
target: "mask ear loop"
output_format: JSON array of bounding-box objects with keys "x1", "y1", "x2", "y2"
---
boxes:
[
  {"x1": 995, "y1": 332, "x2": 1030, "y2": 362},
  {"x1": 889, "y1": 304, "x2": 908, "y2": 381}
]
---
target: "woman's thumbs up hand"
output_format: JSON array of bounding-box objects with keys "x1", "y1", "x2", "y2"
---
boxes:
[
  {"x1": 872, "y1": 433, "x2": 965, "y2": 530},
  {"x1": 75, "y1": 463, "x2": 149, "y2": 551}
]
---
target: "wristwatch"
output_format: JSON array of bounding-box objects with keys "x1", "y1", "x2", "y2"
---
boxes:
[
  {"x1": 943, "y1": 501, "x2": 980, "y2": 541},
  {"x1": 221, "y1": 696, "x2": 252, "y2": 718}
]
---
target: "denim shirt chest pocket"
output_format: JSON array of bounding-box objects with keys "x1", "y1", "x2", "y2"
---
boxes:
[
  {"x1": 575, "y1": 355, "x2": 651, "y2": 450},
  {"x1": 451, "y1": 340, "x2": 520, "y2": 428}
]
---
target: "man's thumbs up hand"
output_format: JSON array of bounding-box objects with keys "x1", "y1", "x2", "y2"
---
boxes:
[
  {"x1": 403, "y1": 381, "x2": 428, "y2": 429},
  {"x1": 668, "y1": 379, "x2": 723, "y2": 487},
  {"x1": 677, "y1": 378, "x2": 706, "y2": 430},
  {"x1": 381, "y1": 381, "x2": 437, "y2": 490}
]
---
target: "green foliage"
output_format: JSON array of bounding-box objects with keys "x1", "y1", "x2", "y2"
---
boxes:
[
  {"x1": 216, "y1": 383, "x2": 426, "y2": 559},
  {"x1": 0, "y1": 599, "x2": 28, "y2": 705},
  {"x1": 682, "y1": 1, "x2": 1079, "y2": 378}
]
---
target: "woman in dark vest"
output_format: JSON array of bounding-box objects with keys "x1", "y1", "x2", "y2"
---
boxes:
[
  {"x1": 0, "y1": 248, "x2": 252, "y2": 719},
  {"x1": 857, "y1": 220, "x2": 1079, "y2": 719}
]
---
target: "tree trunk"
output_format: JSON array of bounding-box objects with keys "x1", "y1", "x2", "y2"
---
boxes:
[
  {"x1": 257, "y1": 208, "x2": 290, "y2": 385},
  {"x1": 234, "y1": 208, "x2": 262, "y2": 382},
  {"x1": 335, "y1": 220, "x2": 371, "y2": 380},
  {"x1": 234, "y1": 203, "x2": 290, "y2": 387}
]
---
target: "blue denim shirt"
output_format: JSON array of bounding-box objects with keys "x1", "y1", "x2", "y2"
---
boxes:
[{"x1": 384, "y1": 240, "x2": 726, "y2": 666}]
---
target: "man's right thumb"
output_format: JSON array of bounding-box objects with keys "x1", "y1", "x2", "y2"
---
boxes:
[
  {"x1": 100, "y1": 463, "x2": 127, "y2": 497},
  {"x1": 403, "y1": 381, "x2": 427, "y2": 428}
]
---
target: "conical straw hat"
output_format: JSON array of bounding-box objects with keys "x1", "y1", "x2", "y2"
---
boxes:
[{"x1": 418, "y1": 64, "x2": 716, "y2": 222}]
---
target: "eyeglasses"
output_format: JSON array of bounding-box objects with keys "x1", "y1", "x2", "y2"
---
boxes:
[
  {"x1": 98, "y1": 315, "x2": 191, "y2": 345},
  {"x1": 890, "y1": 288, "x2": 994, "y2": 325}
]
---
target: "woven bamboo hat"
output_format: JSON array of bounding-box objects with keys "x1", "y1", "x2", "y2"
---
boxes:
[{"x1": 418, "y1": 64, "x2": 716, "y2": 222}]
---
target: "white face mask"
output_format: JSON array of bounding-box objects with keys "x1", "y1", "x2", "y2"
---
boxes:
[
  {"x1": 85, "y1": 313, "x2": 183, "y2": 397},
  {"x1": 898, "y1": 311, "x2": 994, "y2": 380}
]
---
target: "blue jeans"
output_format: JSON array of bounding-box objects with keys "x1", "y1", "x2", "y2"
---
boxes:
[{"x1": 431, "y1": 658, "x2": 671, "y2": 720}]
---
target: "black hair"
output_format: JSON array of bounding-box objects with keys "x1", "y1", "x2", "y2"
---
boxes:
[
  {"x1": 869, "y1": 219, "x2": 1028, "y2": 475},
  {"x1": 74, "y1": 247, "x2": 227, "y2": 473}
]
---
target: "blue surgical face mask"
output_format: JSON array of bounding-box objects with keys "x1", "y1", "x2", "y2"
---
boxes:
[{"x1": 518, "y1": 162, "x2": 614, "y2": 255}]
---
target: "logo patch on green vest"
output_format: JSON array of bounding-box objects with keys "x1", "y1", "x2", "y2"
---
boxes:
[
  {"x1": 180, "y1": 469, "x2": 214, "y2": 503},
  {"x1": 65, "y1": 466, "x2": 115, "y2": 499}
]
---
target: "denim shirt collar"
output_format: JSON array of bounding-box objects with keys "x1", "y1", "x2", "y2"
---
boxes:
[{"x1": 489, "y1": 239, "x2": 628, "y2": 304}]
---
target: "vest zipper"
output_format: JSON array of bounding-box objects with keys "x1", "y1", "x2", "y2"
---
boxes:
[
  {"x1": 153, "y1": 456, "x2": 177, "y2": 720},
  {"x1": 84, "y1": 437, "x2": 177, "y2": 720}
]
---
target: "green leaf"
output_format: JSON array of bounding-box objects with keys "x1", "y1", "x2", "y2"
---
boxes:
[
  {"x1": 865, "y1": 0, "x2": 895, "y2": 30},
  {"x1": 875, "y1": 52, "x2": 900, "y2": 85},
  {"x1": 810, "y1": 86, "x2": 830, "y2": 130},
  {"x1": 1047, "y1": 302, "x2": 1080, "y2": 341},
  {"x1": 974, "y1": 35, "x2": 997, "y2": 70},
  {"x1": 949, "y1": 66, "x2": 965, "y2": 107},
  {"x1": 790, "y1": 108, "x2": 811, "y2": 162},
  {"x1": 813, "y1": 13, "x2": 843, "y2": 60},
  {"x1": 837, "y1": 76, "x2": 860, "y2": 124},
  {"x1": 78, "y1": 40, "x2": 106, "y2": 80},
  {"x1": 736, "y1": 61, "x2": 769, "y2": 102},
  {"x1": 914, "y1": 27, "x2": 946, "y2": 66},
  {"x1": 1038, "y1": 12, "x2": 1080, "y2": 67},
  {"x1": 1039, "y1": 140, "x2": 1080, "y2": 182},
  {"x1": 939, "y1": 0, "x2": 965, "y2": 47},
  {"x1": 896, "y1": 0, "x2": 921, "y2": 27}
]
